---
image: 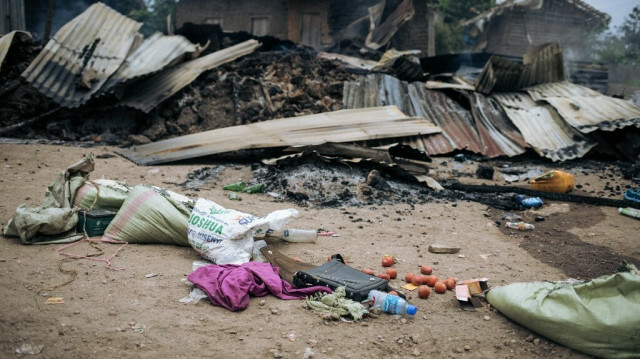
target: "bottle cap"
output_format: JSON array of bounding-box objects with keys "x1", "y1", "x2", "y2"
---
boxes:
[{"x1": 406, "y1": 305, "x2": 417, "y2": 316}]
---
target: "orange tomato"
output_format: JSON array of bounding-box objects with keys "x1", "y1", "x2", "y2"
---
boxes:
[
  {"x1": 444, "y1": 277, "x2": 456, "y2": 290},
  {"x1": 411, "y1": 275, "x2": 423, "y2": 286},
  {"x1": 425, "y1": 275, "x2": 439, "y2": 287},
  {"x1": 405, "y1": 272, "x2": 415, "y2": 283},
  {"x1": 381, "y1": 255, "x2": 394, "y2": 267},
  {"x1": 420, "y1": 265, "x2": 433, "y2": 275},
  {"x1": 362, "y1": 268, "x2": 375, "y2": 276},
  {"x1": 385, "y1": 268, "x2": 397, "y2": 279},
  {"x1": 377, "y1": 273, "x2": 391, "y2": 281},
  {"x1": 417, "y1": 285, "x2": 431, "y2": 299},
  {"x1": 434, "y1": 281, "x2": 447, "y2": 294}
]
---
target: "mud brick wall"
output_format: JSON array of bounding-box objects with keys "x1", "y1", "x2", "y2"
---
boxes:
[
  {"x1": 390, "y1": 0, "x2": 431, "y2": 55},
  {"x1": 482, "y1": 0, "x2": 591, "y2": 60},
  {"x1": 176, "y1": 0, "x2": 290, "y2": 39}
]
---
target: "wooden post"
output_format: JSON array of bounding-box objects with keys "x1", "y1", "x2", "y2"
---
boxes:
[{"x1": 43, "y1": 0, "x2": 56, "y2": 43}]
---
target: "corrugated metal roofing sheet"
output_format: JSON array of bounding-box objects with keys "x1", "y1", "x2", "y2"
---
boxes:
[
  {"x1": 525, "y1": 82, "x2": 640, "y2": 133},
  {"x1": 102, "y1": 32, "x2": 200, "y2": 93},
  {"x1": 0, "y1": 31, "x2": 29, "y2": 72},
  {"x1": 467, "y1": 92, "x2": 528, "y2": 157},
  {"x1": 117, "y1": 106, "x2": 441, "y2": 165},
  {"x1": 366, "y1": 0, "x2": 415, "y2": 50},
  {"x1": 475, "y1": 42, "x2": 565, "y2": 94},
  {"x1": 21, "y1": 3, "x2": 142, "y2": 108},
  {"x1": 118, "y1": 39, "x2": 261, "y2": 113},
  {"x1": 492, "y1": 91, "x2": 596, "y2": 161},
  {"x1": 343, "y1": 73, "x2": 528, "y2": 157}
]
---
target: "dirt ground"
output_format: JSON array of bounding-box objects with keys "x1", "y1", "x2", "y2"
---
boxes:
[{"x1": 1, "y1": 142, "x2": 639, "y2": 359}]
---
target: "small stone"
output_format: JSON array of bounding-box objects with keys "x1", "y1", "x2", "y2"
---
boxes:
[
  {"x1": 259, "y1": 299, "x2": 266, "y2": 306},
  {"x1": 270, "y1": 308, "x2": 278, "y2": 315},
  {"x1": 483, "y1": 315, "x2": 490, "y2": 321},
  {"x1": 525, "y1": 335, "x2": 534, "y2": 342},
  {"x1": 303, "y1": 347, "x2": 314, "y2": 359},
  {"x1": 455, "y1": 347, "x2": 463, "y2": 353},
  {"x1": 400, "y1": 318, "x2": 407, "y2": 324},
  {"x1": 412, "y1": 349, "x2": 421, "y2": 356},
  {"x1": 533, "y1": 338, "x2": 540, "y2": 345},
  {"x1": 102, "y1": 279, "x2": 107, "y2": 284},
  {"x1": 307, "y1": 339, "x2": 317, "y2": 347},
  {"x1": 464, "y1": 345, "x2": 471, "y2": 351},
  {"x1": 397, "y1": 339, "x2": 404, "y2": 344}
]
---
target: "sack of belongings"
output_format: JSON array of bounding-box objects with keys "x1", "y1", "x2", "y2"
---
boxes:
[
  {"x1": 486, "y1": 262, "x2": 640, "y2": 359},
  {"x1": 73, "y1": 179, "x2": 130, "y2": 212},
  {"x1": 188, "y1": 198, "x2": 298, "y2": 264},
  {"x1": 101, "y1": 185, "x2": 194, "y2": 246},
  {"x1": 2, "y1": 154, "x2": 95, "y2": 244}
]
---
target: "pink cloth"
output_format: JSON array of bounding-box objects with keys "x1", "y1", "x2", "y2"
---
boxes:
[{"x1": 187, "y1": 262, "x2": 332, "y2": 311}]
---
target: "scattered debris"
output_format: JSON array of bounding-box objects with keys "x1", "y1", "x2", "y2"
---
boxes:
[
  {"x1": 428, "y1": 244, "x2": 461, "y2": 254},
  {"x1": 44, "y1": 297, "x2": 64, "y2": 304},
  {"x1": 15, "y1": 343, "x2": 44, "y2": 355}
]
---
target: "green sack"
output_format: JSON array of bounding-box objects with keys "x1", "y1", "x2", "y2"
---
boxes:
[
  {"x1": 102, "y1": 185, "x2": 194, "y2": 246},
  {"x1": 72, "y1": 179, "x2": 130, "y2": 213},
  {"x1": 3, "y1": 154, "x2": 94, "y2": 244},
  {"x1": 486, "y1": 263, "x2": 640, "y2": 359}
]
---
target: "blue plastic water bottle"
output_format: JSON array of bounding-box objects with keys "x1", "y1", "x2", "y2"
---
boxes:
[
  {"x1": 366, "y1": 290, "x2": 417, "y2": 317},
  {"x1": 515, "y1": 195, "x2": 543, "y2": 209}
]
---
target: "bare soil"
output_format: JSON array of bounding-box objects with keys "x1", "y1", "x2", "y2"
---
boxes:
[{"x1": 1, "y1": 143, "x2": 638, "y2": 359}]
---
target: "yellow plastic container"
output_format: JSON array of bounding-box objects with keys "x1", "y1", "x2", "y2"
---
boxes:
[{"x1": 530, "y1": 170, "x2": 575, "y2": 193}]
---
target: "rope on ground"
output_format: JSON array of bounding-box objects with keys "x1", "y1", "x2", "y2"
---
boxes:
[{"x1": 45, "y1": 180, "x2": 128, "y2": 291}]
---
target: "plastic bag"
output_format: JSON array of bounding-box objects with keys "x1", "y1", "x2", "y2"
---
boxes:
[{"x1": 188, "y1": 198, "x2": 298, "y2": 264}]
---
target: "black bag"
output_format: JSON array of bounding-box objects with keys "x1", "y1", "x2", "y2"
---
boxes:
[{"x1": 293, "y1": 254, "x2": 395, "y2": 302}]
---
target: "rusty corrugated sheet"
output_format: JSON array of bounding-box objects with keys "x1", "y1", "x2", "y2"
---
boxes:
[
  {"x1": 343, "y1": 74, "x2": 454, "y2": 154},
  {"x1": 0, "y1": 31, "x2": 29, "y2": 72},
  {"x1": 343, "y1": 73, "x2": 527, "y2": 157},
  {"x1": 118, "y1": 39, "x2": 260, "y2": 113},
  {"x1": 365, "y1": 0, "x2": 415, "y2": 50},
  {"x1": 116, "y1": 106, "x2": 441, "y2": 165},
  {"x1": 103, "y1": 32, "x2": 201, "y2": 93},
  {"x1": 410, "y1": 84, "x2": 485, "y2": 154},
  {"x1": 21, "y1": 3, "x2": 142, "y2": 108},
  {"x1": 466, "y1": 92, "x2": 528, "y2": 157},
  {"x1": 475, "y1": 42, "x2": 565, "y2": 94},
  {"x1": 475, "y1": 56, "x2": 524, "y2": 94},
  {"x1": 525, "y1": 82, "x2": 640, "y2": 133},
  {"x1": 492, "y1": 91, "x2": 596, "y2": 161}
]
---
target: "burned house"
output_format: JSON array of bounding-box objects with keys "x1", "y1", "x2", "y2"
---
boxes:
[
  {"x1": 176, "y1": 0, "x2": 439, "y2": 54},
  {"x1": 463, "y1": 0, "x2": 610, "y2": 60},
  {"x1": 176, "y1": 0, "x2": 333, "y2": 49},
  {"x1": 1, "y1": 0, "x2": 143, "y2": 37}
]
